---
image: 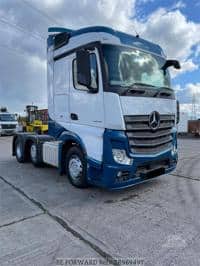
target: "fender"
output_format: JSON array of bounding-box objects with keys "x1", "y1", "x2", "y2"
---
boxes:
[{"x1": 58, "y1": 130, "x2": 87, "y2": 175}]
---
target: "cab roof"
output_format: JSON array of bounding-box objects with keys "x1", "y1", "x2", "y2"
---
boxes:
[{"x1": 48, "y1": 26, "x2": 165, "y2": 57}]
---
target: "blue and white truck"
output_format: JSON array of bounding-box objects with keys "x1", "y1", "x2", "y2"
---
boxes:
[{"x1": 12, "y1": 26, "x2": 180, "y2": 189}]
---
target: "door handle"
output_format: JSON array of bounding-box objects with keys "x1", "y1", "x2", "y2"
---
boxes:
[{"x1": 70, "y1": 113, "x2": 78, "y2": 120}]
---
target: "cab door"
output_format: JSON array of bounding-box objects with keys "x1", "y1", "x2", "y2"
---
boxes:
[
  {"x1": 69, "y1": 49, "x2": 104, "y2": 128},
  {"x1": 53, "y1": 57, "x2": 70, "y2": 125}
]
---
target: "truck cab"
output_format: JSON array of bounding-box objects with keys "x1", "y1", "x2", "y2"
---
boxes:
[
  {"x1": 0, "y1": 108, "x2": 18, "y2": 136},
  {"x1": 13, "y1": 26, "x2": 180, "y2": 189}
]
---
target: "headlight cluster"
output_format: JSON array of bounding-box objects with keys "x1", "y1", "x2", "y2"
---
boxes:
[{"x1": 112, "y1": 149, "x2": 133, "y2": 165}]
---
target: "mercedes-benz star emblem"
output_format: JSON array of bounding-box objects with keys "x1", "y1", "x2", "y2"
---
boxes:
[{"x1": 149, "y1": 111, "x2": 160, "y2": 131}]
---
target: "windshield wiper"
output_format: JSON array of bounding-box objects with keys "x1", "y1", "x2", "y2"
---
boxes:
[
  {"x1": 153, "y1": 87, "x2": 173, "y2": 97},
  {"x1": 127, "y1": 82, "x2": 157, "y2": 88},
  {"x1": 121, "y1": 83, "x2": 156, "y2": 96},
  {"x1": 123, "y1": 88, "x2": 146, "y2": 95}
]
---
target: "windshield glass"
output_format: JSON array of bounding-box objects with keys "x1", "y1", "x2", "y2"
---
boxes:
[
  {"x1": 102, "y1": 44, "x2": 171, "y2": 89},
  {"x1": 0, "y1": 114, "x2": 16, "y2": 121}
]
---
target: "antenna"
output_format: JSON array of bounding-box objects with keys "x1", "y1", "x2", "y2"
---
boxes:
[{"x1": 132, "y1": 23, "x2": 139, "y2": 38}]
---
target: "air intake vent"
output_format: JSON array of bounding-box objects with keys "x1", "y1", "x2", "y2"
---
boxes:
[
  {"x1": 54, "y1": 32, "x2": 70, "y2": 50},
  {"x1": 1, "y1": 124, "x2": 16, "y2": 129}
]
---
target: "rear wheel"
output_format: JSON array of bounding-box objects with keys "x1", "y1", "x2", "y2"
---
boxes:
[
  {"x1": 15, "y1": 139, "x2": 24, "y2": 163},
  {"x1": 65, "y1": 146, "x2": 88, "y2": 188},
  {"x1": 30, "y1": 142, "x2": 42, "y2": 167}
]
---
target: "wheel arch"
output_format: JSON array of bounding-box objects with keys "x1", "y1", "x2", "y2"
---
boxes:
[{"x1": 58, "y1": 131, "x2": 87, "y2": 175}]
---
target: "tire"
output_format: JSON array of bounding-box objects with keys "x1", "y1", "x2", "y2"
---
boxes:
[
  {"x1": 15, "y1": 139, "x2": 24, "y2": 163},
  {"x1": 65, "y1": 146, "x2": 88, "y2": 188},
  {"x1": 30, "y1": 142, "x2": 42, "y2": 167}
]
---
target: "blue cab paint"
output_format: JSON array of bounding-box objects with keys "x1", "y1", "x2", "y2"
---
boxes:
[
  {"x1": 48, "y1": 119, "x2": 178, "y2": 189},
  {"x1": 87, "y1": 129, "x2": 177, "y2": 189}
]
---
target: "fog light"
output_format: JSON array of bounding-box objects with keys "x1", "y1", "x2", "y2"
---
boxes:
[
  {"x1": 117, "y1": 171, "x2": 122, "y2": 177},
  {"x1": 171, "y1": 145, "x2": 177, "y2": 156},
  {"x1": 112, "y1": 149, "x2": 133, "y2": 165}
]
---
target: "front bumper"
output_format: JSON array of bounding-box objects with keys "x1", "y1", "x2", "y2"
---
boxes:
[
  {"x1": 0, "y1": 129, "x2": 17, "y2": 136},
  {"x1": 87, "y1": 128, "x2": 178, "y2": 189},
  {"x1": 88, "y1": 149, "x2": 177, "y2": 189},
  {"x1": 104, "y1": 150, "x2": 176, "y2": 189}
]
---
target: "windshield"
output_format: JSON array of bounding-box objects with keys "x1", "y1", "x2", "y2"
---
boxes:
[
  {"x1": 0, "y1": 114, "x2": 16, "y2": 121},
  {"x1": 102, "y1": 44, "x2": 171, "y2": 89}
]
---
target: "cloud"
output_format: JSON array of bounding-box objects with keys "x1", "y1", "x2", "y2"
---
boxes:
[
  {"x1": 172, "y1": 82, "x2": 200, "y2": 118},
  {"x1": 28, "y1": 55, "x2": 46, "y2": 71},
  {"x1": 138, "y1": 8, "x2": 200, "y2": 62},
  {"x1": 175, "y1": 82, "x2": 200, "y2": 117},
  {"x1": 172, "y1": 0, "x2": 186, "y2": 10},
  {"x1": 180, "y1": 103, "x2": 192, "y2": 115},
  {"x1": 0, "y1": 0, "x2": 200, "y2": 112},
  {"x1": 0, "y1": 46, "x2": 47, "y2": 113},
  {"x1": 171, "y1": 59, "x2": 199, "y2": 78},
  {"x1": 194, "y1": 44, "x2": 200, "y2": 58},
  {"x1": 34, "y1": 0, "x2": 64, "y2": 9},
  {"x1": 174, "y1": 84, "x2": 183, "y2": 93},
  {"x1": 138, "y1": 0, "x2": 155, "y2": 3},
  {"x1": 186, "y1": 83, "x2": 200, "y2": 103},
  {"x1": 180, "y1": 103, "x2": 200, "y2": 118},
  {"x1": 0, "y1": 0, "x2": 136, "y2": 112}
]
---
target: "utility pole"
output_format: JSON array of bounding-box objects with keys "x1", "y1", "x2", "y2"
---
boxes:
[{"x1": 191, "y1": 93, "x2": 197, "y2": 120}]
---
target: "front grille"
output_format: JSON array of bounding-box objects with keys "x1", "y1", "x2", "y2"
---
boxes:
[
  {"x1": 1, "y1": 124, "x2": 16, "y2": 129},
  {"x1": 124, "y1": 114, "x2": 175, "y2": 154}
]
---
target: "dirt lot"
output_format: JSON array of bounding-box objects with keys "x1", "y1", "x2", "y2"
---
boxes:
[{"x1": 0, "y1": 136, "x2": 200, "y2": 266}]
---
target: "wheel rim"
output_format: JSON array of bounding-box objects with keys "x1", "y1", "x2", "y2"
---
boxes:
[
  {"x1": 16, "y1": 143, "x2": 22, "y2": 158},
  {"x1": 30, "y1": 144, "x2": 37, "y2": 162},
  {"x1": 68, "y1": 155, "x2": 83, "y2": 180}
]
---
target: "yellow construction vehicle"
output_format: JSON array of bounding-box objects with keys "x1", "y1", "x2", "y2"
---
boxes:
[{"x1": 23, "y1": 105, "x2": 48, "y2": 134}]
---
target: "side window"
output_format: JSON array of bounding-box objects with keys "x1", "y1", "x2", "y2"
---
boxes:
[
  {"x1": 90, "y1": 53, "x2": 98, "y2": 90},
  {"x1": 73, "y1": 53, "x2": 98, "y2": 91}
]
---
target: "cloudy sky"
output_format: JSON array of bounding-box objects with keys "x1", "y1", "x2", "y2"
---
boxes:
[{"x1": 0, "y1": 0, "x2": 200, "y2": 115}]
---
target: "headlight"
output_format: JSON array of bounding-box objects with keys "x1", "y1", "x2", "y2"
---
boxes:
[{"x1": 112, "y1": 149, "x2": 133, "y2": 165}]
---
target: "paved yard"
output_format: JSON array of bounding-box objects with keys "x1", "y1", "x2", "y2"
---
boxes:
[{"x1": 0, "y1": 136, "x2": 200, "y2": 265}]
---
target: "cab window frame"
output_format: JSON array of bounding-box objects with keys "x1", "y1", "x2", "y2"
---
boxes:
[{"x1": 72, "y1": 52, "x2": 99, "y2": 92}]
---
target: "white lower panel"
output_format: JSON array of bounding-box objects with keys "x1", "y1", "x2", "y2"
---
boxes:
[
  {"x1": 42, "y1": 141, "x2": 61, "y2": 167},
  {"x1": 69, "y1": 123, "x2": 104, "y2": 162}
]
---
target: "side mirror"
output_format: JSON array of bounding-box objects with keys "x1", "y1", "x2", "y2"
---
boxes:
[
  {"x1": 76, "y1": 50, "x2": 91, "y2": 87},
  {"x1": 161, "y1": 60, "x2": 181, "y2": 74}
]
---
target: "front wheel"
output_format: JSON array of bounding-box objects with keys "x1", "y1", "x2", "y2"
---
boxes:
[{"x1": 65, "y1": 146, "x2": 88, "y2": 188}]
